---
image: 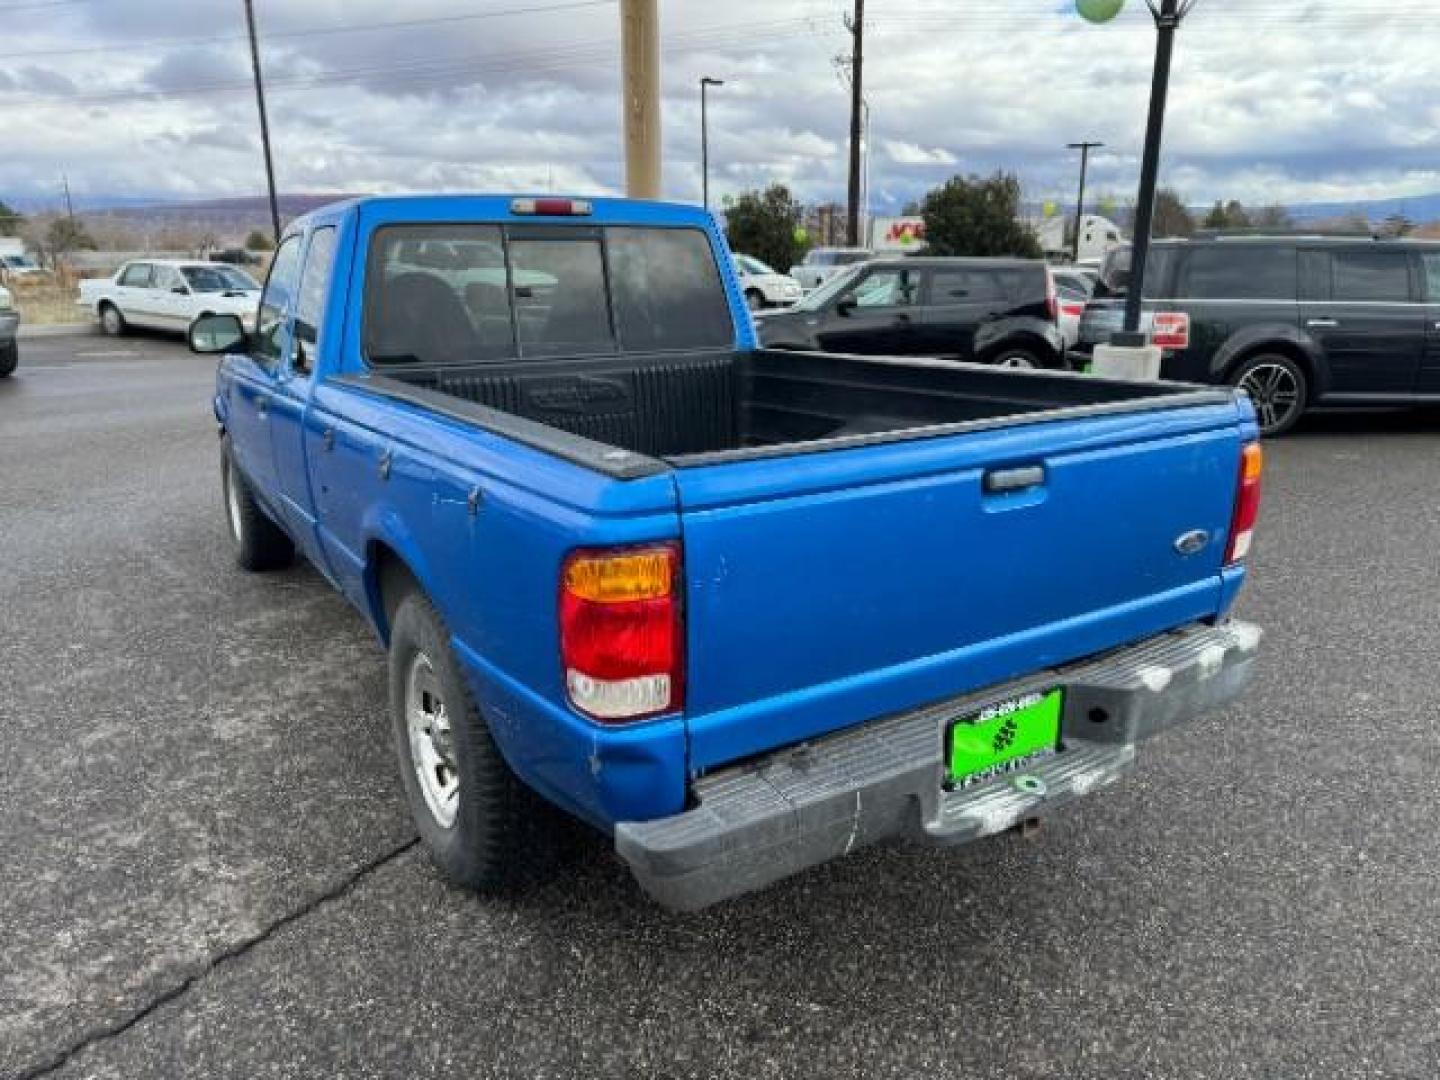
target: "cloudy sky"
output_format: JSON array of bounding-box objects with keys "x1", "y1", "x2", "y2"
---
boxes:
[{"x1": 1, "y1": 0, "x2": 1438, "y2": 214}]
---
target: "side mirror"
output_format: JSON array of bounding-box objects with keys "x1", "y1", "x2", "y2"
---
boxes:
[
  {"x1": 189, "y1": 312, "x2": 246, "y2": 354},
  {"x1": 835, "y1": 297, "x2": 857, "y2": 318}
]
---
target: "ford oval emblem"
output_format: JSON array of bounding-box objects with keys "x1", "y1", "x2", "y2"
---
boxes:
[{"x1": 1174, "y1": 529, "x2": 1210, "y2": 556}]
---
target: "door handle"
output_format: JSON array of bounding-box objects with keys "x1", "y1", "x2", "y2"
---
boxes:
[
  {"x1": 984, "y1": 465, "x2": 1046, "y2": 494},
  {"x1": 256, "y1": 399, "x2": 268, "y2": 420},
  {"x1": 1306, "y1": 318, "x2": 1339, "y2": 329}
]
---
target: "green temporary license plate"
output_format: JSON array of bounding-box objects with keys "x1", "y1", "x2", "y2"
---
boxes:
[{"x1": 947, "y1": 688, "x2": 1063, "y2": 787}]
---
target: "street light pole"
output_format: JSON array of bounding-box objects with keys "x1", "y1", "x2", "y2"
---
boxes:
[
  {"x1": 1067, "y1": 140, "x2": 1103, "y2": 264},
  {"x1": 1120, "y1": 0, "x2": 1192, "y2": 338},
  {"x1": 700, "y1": 77, "x2": 723, "y2": 212}
]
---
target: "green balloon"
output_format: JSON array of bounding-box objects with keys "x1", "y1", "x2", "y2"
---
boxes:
[{"x1": 1076, "y1": 0, "x2": 1125, "y2": 23}]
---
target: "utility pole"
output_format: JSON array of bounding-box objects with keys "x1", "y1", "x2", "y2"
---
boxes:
[
  {"x1": 1067, "y1": 141, "x2": 1103, "y2": 263},
  {"x1": 243, "y1": 0, "x2": 282, "y2": 246},
  {"x1": 700, "y1": 77, "x2": 723, "y2": 212},
  {"x1": 61, "y1": 174, "x2": 74, "y2": 221},
  {"x1": 844, "y1": 0, "x2": 864, "y2": 247},
  {"x1": 621, "y1": 0, "x2": 661, "y2": 199}
]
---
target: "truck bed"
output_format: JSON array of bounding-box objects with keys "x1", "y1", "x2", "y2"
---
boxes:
[{"x1": 349, "y1": 350, "x2": 1231, "y2": 476}]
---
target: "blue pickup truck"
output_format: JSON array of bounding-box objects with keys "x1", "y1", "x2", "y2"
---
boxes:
[{"x1": 192, "y1": 194, "x2": 1263, "y2": 911}]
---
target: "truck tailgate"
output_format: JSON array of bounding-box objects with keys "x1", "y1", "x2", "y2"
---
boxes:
[{"x1": 675, "y1": 397, "x2": 1250, "y2": 770}]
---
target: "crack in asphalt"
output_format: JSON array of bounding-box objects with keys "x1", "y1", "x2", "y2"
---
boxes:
[{"x1": 13, "y1": 836, "x2": 421, "y2": 1080}]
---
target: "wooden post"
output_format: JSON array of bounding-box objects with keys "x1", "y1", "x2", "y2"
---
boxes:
[{"x1": 621, "y1": 0, "x2": 661, "y2": 199}]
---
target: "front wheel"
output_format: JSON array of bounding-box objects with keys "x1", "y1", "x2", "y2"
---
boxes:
[
  {"x1": 745, "y1": 289, "x2": 765, "y2": 312},
  {"x1": 0, "y1": 340, "x2": 16, "y2": 378},
  {"x1": 1231, "y1": 353, "x2": 1307, "y2": 436},
  {"x1": 992, "y1": 347, "x2": 1041, "y2": 370},
  {"x1": 220, "y1": 436, "x2": 294, "y2": 570},
  {"x1": 388, "y1": 592, "x2": 528, "y2": 891}
]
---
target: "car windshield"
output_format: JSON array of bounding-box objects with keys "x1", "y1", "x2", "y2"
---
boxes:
[
  {"x1": 183, "y1": 265, "x2": 259, "y2": 292},
  {"x1": 796, "y1": 264, "x2": 864, "y2": 311}
]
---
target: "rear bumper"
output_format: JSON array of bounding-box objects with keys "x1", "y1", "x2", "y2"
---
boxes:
[{"x1": 616, "y1": 619, "x2": 1261, "y2": 911}]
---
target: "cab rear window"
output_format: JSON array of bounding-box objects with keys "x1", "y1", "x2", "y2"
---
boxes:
[{"x1": 363, "y1": 224, "x2": 733, "y2": 366}]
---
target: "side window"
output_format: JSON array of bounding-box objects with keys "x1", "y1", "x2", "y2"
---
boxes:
[
  {"x1": 153, "y1": 265, "x2": 182, "y2": 292},
  {"x1": 254, "y1": 235, "x2": 304, "y2": 365},
  {"x1": 848, "y1": 268, "x2": 917, "y2": 308},
  {"x1": 119, "y1": 263, "x2": 152, "y2": 288},
  {"x1": 1179, "y1": 246, "x2": 1296, "y2": 301},
  {"x1": 1331, "y1": 250, "x2": 1412, "y2": 303},
  {"x1": 1423, "y1": 253, "x2": 1440, "y2": 302},
  {"x1": 292, "y1": 227, "x2": 337, "y2": 367},
  {"x1": 928, "y1": 269, "x2": 1003, "y2": 304}
]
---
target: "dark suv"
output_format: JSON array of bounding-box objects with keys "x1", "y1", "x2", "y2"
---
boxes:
[
  {"x1": 754, "y1": 257, "x2": 1066, "y2": 369},
  {"x1": 1078, "y1": 234, "x2": 1440, "y2": 435}
]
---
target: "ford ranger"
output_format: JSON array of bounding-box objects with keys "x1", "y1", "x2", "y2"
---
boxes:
[{"x1": 191, "y1": 194, "x2": 1263, "y2": 911}]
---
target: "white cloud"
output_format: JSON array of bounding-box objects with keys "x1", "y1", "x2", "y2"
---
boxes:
[{"x1": 884, "y1": 140, "x2": 958, "y2": 166}]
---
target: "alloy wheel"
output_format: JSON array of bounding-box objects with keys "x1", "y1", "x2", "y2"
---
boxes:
[{"x1": 1238, "y1": 362, "x2": 1300, "y2": 433}]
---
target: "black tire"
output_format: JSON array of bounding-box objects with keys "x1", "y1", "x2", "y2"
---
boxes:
[
  {"x1": 388, "y1": 591, "x2": 527, "y2": 891},
  {"x1": 99, "y1": 302, "x2": 127, "y2": 337},
  {"x1": 1230, "y1": 352, "x2": 1307, "y2": 437},
  {"x1": 0, "y1": 340, "x2": 16, "y2": 378},
  {"x1": 990, "y1": 346, "x2": 1042, "y2": 370},
  {"x1": 744, "y1": 289, "x2": 765, "y2": 312},
  {"x1": 220, "y1": 436, "x2": 294, "y2": 570}
]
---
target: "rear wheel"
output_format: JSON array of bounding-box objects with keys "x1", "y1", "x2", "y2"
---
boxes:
[
  {"x1": 1231, "y1": 353, "x2": 1307, "y2": 436},
  {"x1": 745, "y1": 289, "x2": 765, "y2": 312},
  {"x1": 0, "y1": 340, "x2": 16, "y2": 378},
  {"x1": 99, "y1": 303, "x2": 126, "y2": 336},
  {"x1": 388, "y1": 592, "x2": 528, "y2": 891},
  {"x1": 220, "y1": 436, "x2": 293, "y2": 570},
  {"x1": 992, "y1": 347, "x2": 1040, "y2": 370}
]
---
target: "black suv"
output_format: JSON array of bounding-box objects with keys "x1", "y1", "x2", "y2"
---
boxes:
[
  {"x1": 1078, "y1": 234, "x2": 1440, "y2": 435},
  {"x1": 755, "y1": 257, "x2": 1066, "y2": 369}
]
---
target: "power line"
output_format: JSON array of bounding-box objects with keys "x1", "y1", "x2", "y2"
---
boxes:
[{"x1": 0, "y1": 0, "x2": 620, "y2": 62}]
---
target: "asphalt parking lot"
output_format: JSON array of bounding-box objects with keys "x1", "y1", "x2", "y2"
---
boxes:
[{"x1": 2, "y1": 334, "x2": 1437, "y2": 1079}]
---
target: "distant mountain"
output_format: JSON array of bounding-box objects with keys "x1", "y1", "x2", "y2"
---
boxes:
[{"x1": 1285, "y1": 194, "x2": 1440, "y2": 224}]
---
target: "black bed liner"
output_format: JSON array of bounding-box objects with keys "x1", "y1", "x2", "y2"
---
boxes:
[{"x1": 332, "y1": 349, "x2": 1235, "y2": 480}]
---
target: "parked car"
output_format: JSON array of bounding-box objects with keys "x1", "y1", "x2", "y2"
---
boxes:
[
  {"x1": 1051, "y1": 267, "x2": 1095, "y2": 351},
  {"x1": 733, "y1": 253, "x2": 802, "y2": 309},
  {"x1": 1, "y1": 252, "x2": 46, "y2": 280},
  {"x1": 78, "y1": 260, "x2": 262, "y2": 336},
  {"x1": 0, "y1": 284, "x2": 18, "y2": 377},
  {"x1": 788, "y1": 246, "x2": 872, "y2": 292},
  {"x1": 192, "y1": 193, "x2": 1262, "y2": 911},
  {"x1": 756, "y1": 257, "x2": 1068, "y2": 369},
  {"x1": 1076, "y1": 234, "x2": 1440, "y2": 435}
]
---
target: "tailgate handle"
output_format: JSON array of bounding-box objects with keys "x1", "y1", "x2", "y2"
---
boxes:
[{"x1": 984, "y1": 465, "x2": 1046, "y2": 494}]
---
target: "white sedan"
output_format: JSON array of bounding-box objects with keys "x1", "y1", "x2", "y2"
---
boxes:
[
  {"x1": 733, "y1": 254, "x2": 803, "y2": 310},
  {"x1": 79, "y1": 259, "x2": 261, "y2": 336}
]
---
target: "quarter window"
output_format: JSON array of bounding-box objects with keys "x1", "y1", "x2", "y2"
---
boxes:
[
  {"x1": 1180, "y1": 246, "x2": 1296, "y2": 301},
  {"x1": 1331, "y1": 250, "x2": 1412, "y2": 303},
  {"x1": 929, "y1": 269, "x2": 1004, "y2": 304}
]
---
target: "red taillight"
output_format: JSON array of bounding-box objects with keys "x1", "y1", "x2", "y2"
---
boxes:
[
  {"x1": 1061, "y1": 302, "x2": 1084, "y2": 318},
  {"x1": 1045, "y1": 268, "x2": 1058, "y2": 323},
  {"x1": 511, "y1": 197, "x2": 593, "y2": 216},
  {"x1": 559, "y1": 544, "x2": 682, "y2": 722},
  {"x1": 1224, "y1": 443, "x2": 1263, "y2": 565}
]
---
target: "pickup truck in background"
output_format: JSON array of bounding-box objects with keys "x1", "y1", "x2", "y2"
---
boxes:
[{"x1": 192, "y1": 194, "x2": 1264, "y2": 911}]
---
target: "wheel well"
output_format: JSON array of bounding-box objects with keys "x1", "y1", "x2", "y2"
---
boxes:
[
  {"x1": 369, "y1": 542, "x2": 421, "y2": 644},
  {"x1": 1229, "y1": 342, "x2": 1315, "y2": 401},
  {"x1": 98, "y1": 299, "x2": 116, "y2": 313}
]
